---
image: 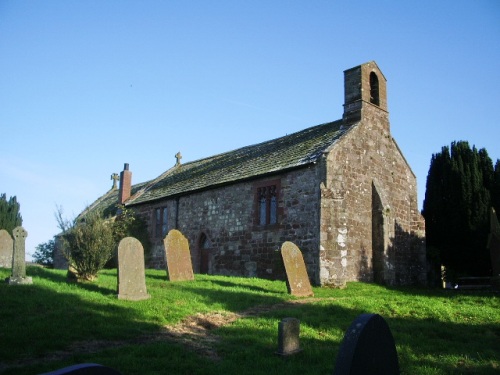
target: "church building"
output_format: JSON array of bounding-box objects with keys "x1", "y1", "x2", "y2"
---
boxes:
[{"x1": 85, "y1": 61, "x2": 426, "y2": 286}]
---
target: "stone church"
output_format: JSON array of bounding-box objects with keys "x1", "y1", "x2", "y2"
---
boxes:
[{"x1": 85, "y1": 61, "x2": 426, "y2": 286}]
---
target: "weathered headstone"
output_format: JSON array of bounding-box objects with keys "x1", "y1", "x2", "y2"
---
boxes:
[
  {"x1": 0, "y1": 229, "x2": 13, "y2": 268},
  {"x1": 333, "y1": 314, "x2": 399, "y2": 375},
  {"x1": 163, "y1": 229, "x2": 194, "y2": 281},
  {"x1": 277, "y1": 317, "x2": 302, "y2": 356},
  {"x1": 281, "y1": 241, "x2": 314, "y2": 297},
  {"x1": 7, "y1": 226, "x2": 32, "y2": 285},
  {"x1": 488, "y1": 208, "x2": 500, "y2": 289},
  {"x1": 39, "y1": 363, "x2": 122, "y2": 375},
  {"x1": 117, "y1": 237, "x2": 150, "y2": 301},
  {"x1": 53, "y1": 236, "x2": 69, "y2": 270}
]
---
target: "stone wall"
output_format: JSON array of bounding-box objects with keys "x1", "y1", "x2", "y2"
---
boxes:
[
  {"x1": 133, "y1": 165, "x2": 322, "y2": 283},
  {"x1": 320, "y1": 102, "x2": 425, "y2": 286}
]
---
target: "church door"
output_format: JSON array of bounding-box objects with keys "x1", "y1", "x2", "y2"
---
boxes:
[{"x1": 199, "y1": 233, "x2": 211, "y2": 274}]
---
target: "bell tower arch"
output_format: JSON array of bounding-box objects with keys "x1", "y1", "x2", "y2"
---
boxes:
[{"x1": 342, "y1": 61, "x2": 388, "y2": 125}]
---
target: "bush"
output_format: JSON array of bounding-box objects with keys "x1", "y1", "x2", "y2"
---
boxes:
[
  {"x1": 56, "y1": 205, "x2": 151, "y2": 281},
  {"x1": 59, "y1": 209, "x2": 116, "y2": 281}
]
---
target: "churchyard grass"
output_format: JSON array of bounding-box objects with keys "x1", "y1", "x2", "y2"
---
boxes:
[{"x1": 0, "y1": 266, "x2": 498, "y2": 375}]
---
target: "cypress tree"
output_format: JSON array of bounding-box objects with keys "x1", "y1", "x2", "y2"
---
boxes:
[
  {"x1": 492, "y1": 160, "x2": 500, "y2": 219},
  {"x1": 423, "y1": 141, "x2": 494, "y2": 280},
  {"x1": 0, "y1": 194, "x2": 23, "y2": 235}
]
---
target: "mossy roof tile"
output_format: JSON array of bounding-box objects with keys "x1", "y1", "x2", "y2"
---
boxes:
[{"x1": 126, "y1": 120, "x2": 346, "y2": 206}]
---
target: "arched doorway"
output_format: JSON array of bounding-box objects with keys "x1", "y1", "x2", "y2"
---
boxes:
[{"x1": 199, "y1": 233, "x2": 211, "y2": 274}]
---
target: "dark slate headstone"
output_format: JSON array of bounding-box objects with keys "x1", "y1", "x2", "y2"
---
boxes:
[
  {"x1": 163, "y1": 229, "x2": 194, "y2": 281},
  {"x1": 281, "y1": 241, "x2": 314, "y2": 297},
  {"x1": 0, "y1": 229, "x2": 13, "y2": 268},
  {"x1": 7, "y1": 226, "x2": 32, "y2": 285},
  {"x1": 117, "y1": 237, "x2": 150, "y2": 301},
  {"x1": 277, "y1": 317, "x2": 302, "y2": 356},
  {"x1": 39, "y1": 363, "x2": 122, "y2": 375},
  {"x1": 488, "y1": 208, "x2": 500, "y2": 289},
  {"x1": 53, "y1": 235, "x2": 69, "y2": 270},
  {"x1": 333, "y1": 313, "x2": 399, "y2": 375}
]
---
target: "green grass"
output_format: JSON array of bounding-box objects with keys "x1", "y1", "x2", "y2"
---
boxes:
[{"x1": 0, "y1": 266, "x2": 499, "y2": 375}]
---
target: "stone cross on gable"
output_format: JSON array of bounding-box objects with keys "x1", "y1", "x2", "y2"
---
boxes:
[
  {"x1": 111, "y1": 173, "x2": 120, "y2": 189},
  {"x1": 175, "y1": 152, "x2": 182, "y2": 166}
]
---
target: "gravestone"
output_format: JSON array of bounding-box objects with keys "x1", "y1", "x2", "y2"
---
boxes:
[
  {"x1": 7, "y1": 226, "x2": 33, "y2": 285},
  {"x1": 277, "y1": 317, "x2": 302, "y2": 355},
  {"x1": 281, "y1": 241, "x2": 314, "y2": 297},
  {"x1": 39, "y1": 363, "x2": 122, "y2": 375},
  {"x1": 163, "y1": 229, "x2": 194, "y2": 281},
  {"x1": 0, "y1": 229, "x2": 13, "y2": 268},
  {"x1": 117, "y1": 237, "x2": 150, "y2": 301},
  {"x1": 488, "y1": 208, "x2": 500, "y2": 289},
  {"x1": 333, "y1": 313, "x2": 399, "y2": 375},
  {"x1": 53, "y1": 236, "x2": 69, "y2": 270}
]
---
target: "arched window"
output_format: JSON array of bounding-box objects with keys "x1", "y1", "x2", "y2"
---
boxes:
[{"x1": 369, "y1": 72, "x2": 380, "y2": 106}]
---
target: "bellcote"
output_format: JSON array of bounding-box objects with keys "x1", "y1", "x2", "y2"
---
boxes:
[{"x1": 343, "y1": 61, "x2": 388, "y2": 125}]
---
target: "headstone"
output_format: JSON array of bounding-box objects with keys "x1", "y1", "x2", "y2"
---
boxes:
[
  {"x1": 277, "y1": 317, "x2": 302, "y2": 356},
  {"x1": 488, "y1": 208, "x2": 500, "y2": 289},
  {"x1": 39, "y1": 363, "x2": 122, "y2": 375},
  {"x1": 53, "y1": 236, "x2": 69, "y2": 270},
  {"x1": 281, "y1": 241, "x2": 314, "y2": 297},
  {"x1": 117, "y1": 237, "x2": 150, "y2": 301},
  {"x1": 333, "y1": 314, "x2": 399, "y2": 375},
  {"x1": 163, "y1": 229, "x2": 194, "y2": 281},
  {"x1": 7, "y1": 226, "x2": 33, "y2": 285},
  {"x1": 0, "y1": 229, "x2": 13, "y2": 268}
]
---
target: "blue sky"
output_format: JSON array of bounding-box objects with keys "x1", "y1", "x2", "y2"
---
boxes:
[{"x1": 1, "y1": 1, "x2": 499, "y2": 259}]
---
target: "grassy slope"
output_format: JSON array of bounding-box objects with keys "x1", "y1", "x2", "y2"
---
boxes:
[{"x1": 0, "y1": 266, "x2": 498, "y2": 375}]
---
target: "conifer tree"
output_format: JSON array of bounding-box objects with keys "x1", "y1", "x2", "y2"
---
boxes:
[
  {"x1": 0, "y1": 194, "x2": 23, "y2": 235},
  {"x1": 423, "y1": 141, "x2": 496, "y2": 281}
]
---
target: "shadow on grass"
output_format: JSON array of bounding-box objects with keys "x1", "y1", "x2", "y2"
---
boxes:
[
  {"x1": 0, "y1": 267, "x2": 158, "y2": 370},
  {"x1": 2, "y1": 267, "x2": 498, "y2": 375},
  {"x1": 159, "y1": 279, "x2": 500, "y2": 374},
  {"x1": 28, "y1": 266, "x2": 116, "y2": 296}
]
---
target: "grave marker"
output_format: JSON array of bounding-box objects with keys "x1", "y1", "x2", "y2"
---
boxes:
[
  {"x1": 281, "y1": 241, "x2": 314, "y2": 297},
  {"x1": 164, "y1": 229, "x2": 194, "y2": 281},
  {"x1": 0, "y1": 229, "x2": 13, "y2": 268},
  {"x1": 488, "y1": 208, "x2": 500, "y2": 289},
  {"x1": 117, "y1": 237, "x2": 150, "y2": 301},
  {"x1": 277, "y1": 317, "x2": 302, "y2": 356},
  {"x1": 333, "y1": 313, "x2": 399, "y2": 375},
  {"x1": 7, "y1": 226, "x2": 32, "y2": 285}
]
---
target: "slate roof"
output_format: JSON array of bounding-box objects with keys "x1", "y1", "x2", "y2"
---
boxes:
[{"x1": 87, "y1": 119, "x2": 348, "y2": 215}]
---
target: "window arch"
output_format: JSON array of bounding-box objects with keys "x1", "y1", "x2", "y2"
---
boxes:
[{"x1": 369, "y1": 72, "x2": 380, "y2": 106}]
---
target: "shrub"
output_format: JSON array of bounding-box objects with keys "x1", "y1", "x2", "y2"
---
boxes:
[{"x1": 59, "y1": 209, "x2": 116, "y2": 281}]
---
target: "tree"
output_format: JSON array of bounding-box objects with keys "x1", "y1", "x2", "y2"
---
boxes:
[
  {"x1": 32, "y1": 239, "x2": 55, "y2": 267},
  {"x1": 492, "y1": 160, "x2": 500, "y2": 218},
  {"x1": 423, "y1": 141, "x2": 497, "y2": 282},
  {"x1": 0, "y1": 193, "x2": 22, "y2": 234}
]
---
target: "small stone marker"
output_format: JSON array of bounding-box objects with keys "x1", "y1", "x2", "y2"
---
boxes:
[
  {"x1": 277, "y1": 317, "x2": 302, "y2": 356},
  {"x1": 117, "y1": 237, "x2": 150, "y2": 301},
  {"x1": 164, "y1": 229, "x2": 194, "y2": 281},
  {"x1": 0, "y1": 229, "x2": 13, "y2": 268},
  {"x1": 281, "y1": 241, "x2": 314, "y2": 297},
  {"x1": 39, "y1": 363, "x2": 122, "y2": 375},
  {"x1": 7, "y1": 226, "x2": 32, "y2": 285},
  {"x1": 333, "y1": 313, "x2": 399, "y2": 375}
]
